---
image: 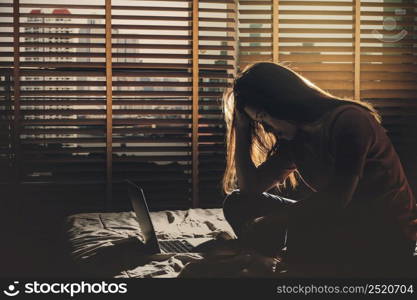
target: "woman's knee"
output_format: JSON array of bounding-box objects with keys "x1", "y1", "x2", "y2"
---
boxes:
[{"x1": 222, "y1": 190, "x2": 242, "y2": 221}]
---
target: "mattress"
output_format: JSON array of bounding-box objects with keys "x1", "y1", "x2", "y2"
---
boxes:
[
  {"x1": 65, "y1": 209, "x2": 417, "y2": 278},
  {"x1": 65, "y1": 208, "x2": 236, "y2": 278}
]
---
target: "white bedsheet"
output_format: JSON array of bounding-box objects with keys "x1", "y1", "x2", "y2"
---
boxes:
[{"x1": 65, "y1": 209, "x2": 235, "y2": 278}]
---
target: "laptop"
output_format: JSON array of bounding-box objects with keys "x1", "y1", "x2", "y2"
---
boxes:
[{"x1": 126, "y1": 180, "x2": 213, "y2": 254}]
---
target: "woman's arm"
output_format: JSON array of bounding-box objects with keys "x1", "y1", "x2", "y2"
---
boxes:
[
  {"x1": 234, "y1": 110, "x2": 296, "y2": 198},
  {"x1": 250, "y1": 107, "x2": 374, "y2": 228},
  {"x1": 288, "y1": 108, "x2": 374, "y2": 219},
  {"x1": 234, "y1": 109, "x2": 256, "y2": 195}
]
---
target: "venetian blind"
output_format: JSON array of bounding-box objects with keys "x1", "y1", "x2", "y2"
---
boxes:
[{"x1": 0, "y1": 0, "x2": 415, "y2": 209}]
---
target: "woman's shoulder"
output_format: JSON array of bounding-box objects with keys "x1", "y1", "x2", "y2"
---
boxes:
[
  {"x1": 324, "y1": 104, "x2": 378, "y2": 149},
  {"x1": 293, "y1": 103, "x2": 377, "y2": 153},
  {"x1": 300, "y1": 103, "x2": 372, "y2": 138},
  {"x1": 328, "y1": 103, "x2": 372, "y2": 121},
  {"x1": 323, "y1": 103, "x2": 376, "y2": 132}
]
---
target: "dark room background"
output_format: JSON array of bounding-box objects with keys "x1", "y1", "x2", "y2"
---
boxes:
[{"x1": 0, "y1": 0, "x2": 416, "y2": 276}]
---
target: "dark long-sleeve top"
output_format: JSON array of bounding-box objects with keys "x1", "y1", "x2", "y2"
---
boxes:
[{"x1": 278, "y1": 104, "x2": 417, "y2": 242}]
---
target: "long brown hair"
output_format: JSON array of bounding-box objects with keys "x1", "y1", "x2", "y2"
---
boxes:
[{"x1": 222, "y1": 62, "x2": 381, "y2": 195}]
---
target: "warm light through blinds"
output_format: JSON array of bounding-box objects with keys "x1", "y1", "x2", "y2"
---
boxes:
[{"x1": 0, "y1": 0, "x2": 415, "y2": 209}]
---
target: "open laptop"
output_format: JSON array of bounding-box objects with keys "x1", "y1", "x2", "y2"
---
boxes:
[{"x1": 126, "y1": 180, "x2": 213, "y2": 254}]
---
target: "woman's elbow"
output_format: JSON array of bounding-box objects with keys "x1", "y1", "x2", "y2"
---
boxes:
[{"x1": 239, "y1": 179, "x2": 265, "y2": 199}]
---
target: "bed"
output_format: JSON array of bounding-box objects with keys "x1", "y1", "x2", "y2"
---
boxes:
[
  {"x1": 65, "y1": 208, "x2": 240, "y2": 278},
  {"x1": 65, "y1": 208, "x2": 417, "y2": 278}
]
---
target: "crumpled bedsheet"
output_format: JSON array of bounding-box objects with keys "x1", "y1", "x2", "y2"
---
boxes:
[
  {"x1": 65, "y1": 209, "x2": 417, "y2": 278},
  {"x1": 65, "y1": 209, "x2": 236, "y2": 278}
]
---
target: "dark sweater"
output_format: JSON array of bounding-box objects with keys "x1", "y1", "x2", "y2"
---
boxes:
[{"x1": 283, "y1": 104, "x2": 417, "y2": 243}]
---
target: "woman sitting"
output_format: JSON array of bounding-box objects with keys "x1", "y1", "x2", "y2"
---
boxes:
[{"x1": 221, "y1": 62, "x2": 417, "y2": 277}]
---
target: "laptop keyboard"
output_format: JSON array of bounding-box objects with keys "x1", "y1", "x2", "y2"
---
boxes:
[{"x1": 159, "y1": 240, "x2": 194, "y2": 253}]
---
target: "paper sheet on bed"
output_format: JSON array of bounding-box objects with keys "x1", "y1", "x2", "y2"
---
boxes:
[{"x1": 65, "y1": 208, "x2": 235, "y2": 278}]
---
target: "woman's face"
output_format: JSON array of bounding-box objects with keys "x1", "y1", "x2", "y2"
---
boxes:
[{"x1": 243, "y1": 105, "x2": 298, "y2": 141}]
